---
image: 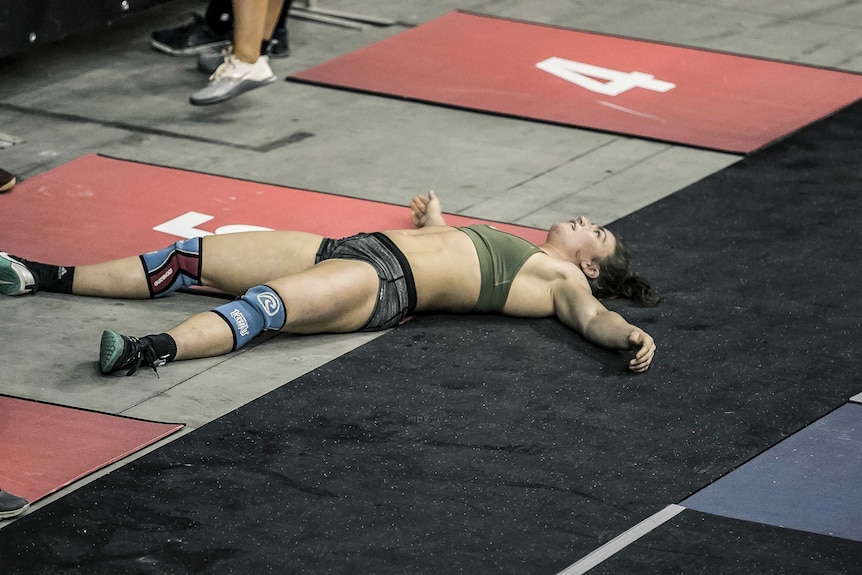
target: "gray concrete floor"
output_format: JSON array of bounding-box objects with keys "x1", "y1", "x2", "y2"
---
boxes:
[{"x1": 1, "y1": 0, "x2": 860, "y2": 523}]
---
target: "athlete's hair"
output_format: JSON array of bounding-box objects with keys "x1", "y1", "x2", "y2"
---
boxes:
[{"x1": 589, "y1": 235, "x2": 661, "y2": 307}]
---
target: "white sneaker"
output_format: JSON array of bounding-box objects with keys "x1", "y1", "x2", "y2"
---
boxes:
[
  {"x1": 0, "y1": 252, "x2": 37, "y2": 296},
  {"x1": 189, "y1": 53, "x2": 276, "y2": 106}
]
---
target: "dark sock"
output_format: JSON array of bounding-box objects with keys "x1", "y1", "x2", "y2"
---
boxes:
[
  {"x1": 279, "y1": 0, "x2": 293, "y2": 26},
  {"x1": 143, "y1": 333, "x2": 178, "y2": 363},
  {"x1": 262, "y1": 0, "x2": 292, "y2": 57},
  {"x1": 15, "y1": 257, "x2": 75, "y2": 294}
]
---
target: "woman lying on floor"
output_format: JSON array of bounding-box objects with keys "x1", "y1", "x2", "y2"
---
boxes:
[{"x1": 0, "y1": 192, "x2": 659, "y2": 375}]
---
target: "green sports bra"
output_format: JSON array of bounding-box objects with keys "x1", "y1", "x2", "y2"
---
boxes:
[{"x1": 457, "y1": 224, "x2": 543, "y2": 313}]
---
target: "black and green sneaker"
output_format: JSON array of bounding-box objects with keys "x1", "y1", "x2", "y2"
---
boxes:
[{"x1": 99, "y1": 330, "x2": 167, "y2": 376}]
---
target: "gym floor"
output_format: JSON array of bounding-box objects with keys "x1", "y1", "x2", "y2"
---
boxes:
[{"x1": 1, "y1": 1, "x2": 861, "y2": 573}]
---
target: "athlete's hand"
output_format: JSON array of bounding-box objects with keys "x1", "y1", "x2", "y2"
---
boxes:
[
  {"x1": 410, "y1": 190, "x2": 446, "y2": 227},
  {"x1": 627, "y1": 329, "x2": 655, "y2": 373}
]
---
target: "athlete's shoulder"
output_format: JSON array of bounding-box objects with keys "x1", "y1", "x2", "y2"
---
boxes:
[{"x1": 520, "y1": 252, "x2": 590, "y2": 286}]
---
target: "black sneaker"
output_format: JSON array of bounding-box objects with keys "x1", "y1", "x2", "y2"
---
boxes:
[
  {"x1": 151, "y1": 13, "x2": 231, "y2": 56},
  {"x1": 268, "y1": 27, "x2": 290, "y2": 58},
  {"x1": 0, "y1": 168, "x2": 15, "y2": 193},
  {"x1": 0, "y1": 490, "x2": 29, "y2": 520},
  {"x1": 100, "y1": 330, "x2": 168, "y2": 376}
]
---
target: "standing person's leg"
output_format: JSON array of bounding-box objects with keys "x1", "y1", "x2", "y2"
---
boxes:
[
  {"x1": 231, "y1": 0, "x2": 268, "y2": 63},
  {"x1": 197, "y1": 0, "x2": 293, "y2": 74},
  {"x1": 189, "y1": 0, "x2": 286, "y2": 106},
  {"x1": 232, "y1": 0, "x2": 283, "y2": 63}
]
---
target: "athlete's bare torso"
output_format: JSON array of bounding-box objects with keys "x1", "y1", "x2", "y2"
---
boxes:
[{"x1": 383, "y1": 226, "x2": 590, "y2": 317}]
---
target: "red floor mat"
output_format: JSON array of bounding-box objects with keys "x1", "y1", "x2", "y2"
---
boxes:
[
  {"x1": 0, "y1": 155, "x2": 546, "y2": 265},
  {"x1": 0, "y1": 395, "x2": 183, "y2": 503},
  {"x1": 290, "y1": 11, "x2": 862, "y2": 154}
]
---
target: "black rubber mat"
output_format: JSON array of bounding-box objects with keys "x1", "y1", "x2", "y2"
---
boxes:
[
  {"x1": 592, "y1": 509, "x2": 862, "y2": 575},
  {"x1": 2, "y1": 102, "x2": 861, "y2": 573}
]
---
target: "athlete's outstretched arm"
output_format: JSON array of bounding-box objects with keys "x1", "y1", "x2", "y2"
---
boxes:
[
  {"x1": 552, "y1": 274, "x2": 656, "y2": 372},
  {"x1": 409, "y1": 190, "x2": 447, "y2": 228}
]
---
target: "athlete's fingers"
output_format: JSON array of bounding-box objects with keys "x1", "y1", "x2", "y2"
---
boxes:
[{"x1": 627, "y1": 330, "x2": 655, "y2": 372}]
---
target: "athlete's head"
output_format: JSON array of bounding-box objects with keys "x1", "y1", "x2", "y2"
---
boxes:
[
  {"x1": 546, "y1": 216, "x2": 615, "y2": 279},
  {"x1": 547, "y1": 216, "x2": 660, "y2": 306}
]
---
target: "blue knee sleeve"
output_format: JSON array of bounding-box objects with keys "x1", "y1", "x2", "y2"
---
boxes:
[
  {"x1": 213, "y1": 285, "x2": 287, "y2": 351},
  {"x1": 141, "y1": 237, "x2": 203, "y2": 298}
]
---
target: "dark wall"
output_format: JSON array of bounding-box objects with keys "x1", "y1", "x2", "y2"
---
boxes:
[{"x1": 0, "y1": 0, "x2": 172, "y2": 59}]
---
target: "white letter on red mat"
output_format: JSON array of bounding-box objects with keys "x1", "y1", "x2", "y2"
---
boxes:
[{"x1": 153, "y1": 211, "x2": 273, "y2": 239}]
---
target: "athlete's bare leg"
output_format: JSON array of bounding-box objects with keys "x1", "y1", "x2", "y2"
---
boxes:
[
  {"x1": 72, "y1": 256, "x2": 152, "y2": 298},
  {"x1": 168, "y1": 259, "x2": 379, "y2": 360},
  {"x1": 71, "y1": 230, "x2": 323, "y2": 299},
  {"x1": 199, "y1": 230, "x2": 322, "y2": 295}
]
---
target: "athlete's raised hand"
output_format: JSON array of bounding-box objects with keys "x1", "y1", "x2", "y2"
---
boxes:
[{"x1": 409, "y1": 190, "x2": 446, "y2": 228}]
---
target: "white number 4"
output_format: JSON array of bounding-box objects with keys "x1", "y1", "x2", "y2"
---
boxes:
[{"x1": 536, "y1": 57, "x2": 675, "y2": 97}]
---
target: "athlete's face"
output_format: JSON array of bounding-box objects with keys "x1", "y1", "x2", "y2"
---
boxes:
[{"x1": 547, "y1": 216, "x2": 617, "y2": 276}]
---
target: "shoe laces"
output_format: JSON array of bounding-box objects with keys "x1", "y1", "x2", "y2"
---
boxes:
[
  {"x1": 122, "y1": 336, "x2": 168, "y2": 377},
  {"x1": 210, "y1": 51, "x2": 237, "y2": 81}
]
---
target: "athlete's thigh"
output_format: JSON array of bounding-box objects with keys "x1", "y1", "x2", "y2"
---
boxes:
[
  {"x1": 267, "y1": 259, "x2": 380, "y2": 334},
  {"x1": 200, "y1": 230, "x2": 324, "y2": 295}
]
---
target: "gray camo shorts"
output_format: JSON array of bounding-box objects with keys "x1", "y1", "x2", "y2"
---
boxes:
[{"x1": 314, "y1": 232, "x2": 417, "y2": 331}]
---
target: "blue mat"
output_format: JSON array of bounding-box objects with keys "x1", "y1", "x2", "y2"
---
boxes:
[{"x1": 683, "y1": 403, "x2": 862, "y2": 542}]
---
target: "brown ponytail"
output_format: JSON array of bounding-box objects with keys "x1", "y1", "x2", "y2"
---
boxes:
[{"x1": 588, "y1": 236, "x2": 661, "y2": 307}]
